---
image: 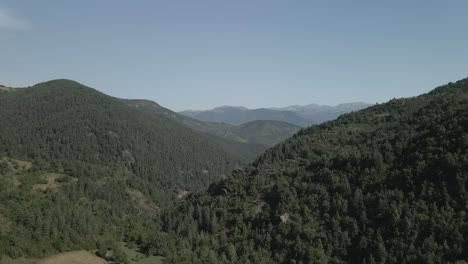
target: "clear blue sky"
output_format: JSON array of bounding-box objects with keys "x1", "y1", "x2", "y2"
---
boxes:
[{"x1": 1, "y1": 1, "x2": 467, "y2": 111}]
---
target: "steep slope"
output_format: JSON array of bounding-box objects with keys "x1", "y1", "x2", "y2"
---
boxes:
[
  {"x1": 124, "y1": 100, "x2": 300, "y2": 162},
  {"x1": 231, "y1": 120, "x2": 301, "y2": 147},
  {"x1": 123, "y1": 100, "x2": 265, "y2": 163},
  {"x1": 154, "y1": 78, "x2": 468, "y2": 263},
  {"x1": 0, "y1": 79, "x2": 240, "y2": 259},
  {"x1": 0, "y1": 80, "x2": 237, "y2": 189}
]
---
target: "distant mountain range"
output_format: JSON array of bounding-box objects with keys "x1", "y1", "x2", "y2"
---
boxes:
[
  {"x1": 179, "y1": 102, "x2": 371, "y2": 127},
  {"x1": 0, "y1": 79, "x2": 246, "y2": 258},
  {"x1": 2, "y1": 77, "x2": 467, "y2": 263},
  {"x1": 162, "y1": 77, "x2": 468, "y2": 263},
  {"x1": 0, "y1": 79, "x2": 299, "y2": 259},
  {"x1": 124, "y1": 100, "x2": 302, "y2": 161}
]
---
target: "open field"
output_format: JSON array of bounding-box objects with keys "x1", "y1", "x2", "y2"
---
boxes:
[
  {"x1": 1, "y1": 251, "x2": 106, "y2": 264},
  {"x1": 37, "y1": 251, "x2": 107, "y2": 264}
]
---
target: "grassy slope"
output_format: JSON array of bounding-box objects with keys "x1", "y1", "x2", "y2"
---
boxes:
[
  {"x1": 37, "y1": 251, "x2": 107, "y2": 264},
  {"x1": 0, "y1": 245, "x2": 164, "y2": 264},
  {"x1": 1, "y1": 251, "x2": 106, "y2": 264}
]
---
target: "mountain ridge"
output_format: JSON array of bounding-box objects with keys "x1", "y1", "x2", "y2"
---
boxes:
[
  {"x1": 0, "y1": 79, "x2": 246, "y2": 258},
  {"x1": 124, "y1": 99, "x2": 301, "y2": 162},
  {"x1": 155, "y1": 77, "x2": 468, "y2": 263},
  {"x1": 180, "y1": 102, "x2": 371, "y2": 127}
]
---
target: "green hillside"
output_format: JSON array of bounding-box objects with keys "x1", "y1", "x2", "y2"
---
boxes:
[
  {"x1": 0, "y1": 80, "x2": 238, "y2": 190},
  {"x1": 123, "y1": 99, "x2": 266, "y2": 164},
  {"x1": 124, "y1": 100, "x2": 299, "y2": 162},
  {"x1": 231, "y1": 120, "x2": 301, "y2": 147},
  {"x1": 153, "y1": 78, "x2": 468, "y2": 263},
  {"x1": 2, "y1": 78, "x2": 467, "y2": 263},
  {"x1": 0, "y1": 80, "x2": 241, "y2": 260}
]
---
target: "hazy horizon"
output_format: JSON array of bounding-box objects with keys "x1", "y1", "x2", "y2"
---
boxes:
[
  {"x1": 178, "y1": 102, "x2": 373, "y2": 112},
  {"x1": 1, "y1": 0, "x2": 467, "y2": 111}
]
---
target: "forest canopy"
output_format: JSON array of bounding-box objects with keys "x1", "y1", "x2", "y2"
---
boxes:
[{"x1": 154, "y1": 78, "x2": 468, "y2": 263}]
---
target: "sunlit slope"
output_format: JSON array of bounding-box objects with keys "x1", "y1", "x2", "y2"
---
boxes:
[{"x1": 158, "y1": 78, "x2": 468, "y2": 263}]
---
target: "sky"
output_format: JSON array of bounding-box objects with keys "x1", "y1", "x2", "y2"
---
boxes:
[{"x1": 0, "y1": 1, "x2": 467, "y2": 111}]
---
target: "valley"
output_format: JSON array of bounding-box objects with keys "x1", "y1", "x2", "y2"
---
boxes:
[
  {"x1": 159, "y1": 78, "x2": 468, "y2": 263},
  {"x1": 1, "y1": 1, "x2": 467, "y2": 263},
  {"x1": 0, "y1": 77, "x2": 466, "y2": 263},
  {"x1": 179, "y1": 102, "x2": 371, "y2": 127}
]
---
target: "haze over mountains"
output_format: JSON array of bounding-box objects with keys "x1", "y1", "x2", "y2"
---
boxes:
[
  {"x1": 180, "y1": 102, "x2": 371, "y2": 127},
  {"x1": 1, "y1": 0, "x2": 467, "y2": 262},
  {"x1": 0, "y1": 77, "x2": 467, "y2": 264},
  {"x1": 123, "y1": 100, "x2": 301, "y2": 162},
  {"x1": 0, "y1": 79, "x2": 262, "y2": 261}
]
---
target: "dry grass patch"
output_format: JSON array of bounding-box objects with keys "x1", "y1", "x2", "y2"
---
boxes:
[
  {"x1": 9, "y1": 159, "x2": 33, "y2": 171},
  {"x1": 128, "y1": 189, "x2": 159, "y2": 214},
  {"x1": 37, "y1": 251, "x2": 107, "y2": 264},
  {"x1": 1, "y1": 157, "x2": 33, "y2": 172},
  {"x1": 33, "y1": 174, "x2": 62, "y2": 191},
  {"x1": 176, "y1": 190, "x2": 189, "y2": 199},
  {"x1": 0, "y1": 86, "x2": 12, "y2": 92}
]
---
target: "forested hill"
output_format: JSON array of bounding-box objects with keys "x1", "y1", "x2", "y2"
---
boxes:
[
  {"x1": 0, "y1": 79, "x2": 242, "y2": 259},
  {"x1": 156, "y1": 78, "x2": 468, "y2": 263},
  {"x1": 0, "y1": 79, "x2": 238, "y2": 190},
  {"x1": 124, "y1": 99, "x2": 300, "y2": 162},
  {"x1": 123, "y1": 99, "x2": 267, "y2": 164}
]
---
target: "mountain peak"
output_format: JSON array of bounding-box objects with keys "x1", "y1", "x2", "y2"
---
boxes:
[{"x1": 34, "y1": 79, "x2": 85, "y2": 87}]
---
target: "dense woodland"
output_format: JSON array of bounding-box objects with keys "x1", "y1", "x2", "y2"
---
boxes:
[
  {"x1": 0, "y1": 80, "x2": 240, "y2": 191},
  {"x1": 151, "y1": 78, "x2": 468, "y2": 263},
  {"x1": 0, "y1": 80, "x2": 244, "y2": 261},
  {"x1": 123, "y1": 99, "x2": 267, "y2": 164},
  {"x1": 0, "y1": 78, "x2": 467, "y2": 263},
  {"x1": 0, "y1": 158, "x2": 141, "y2": 262}
]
